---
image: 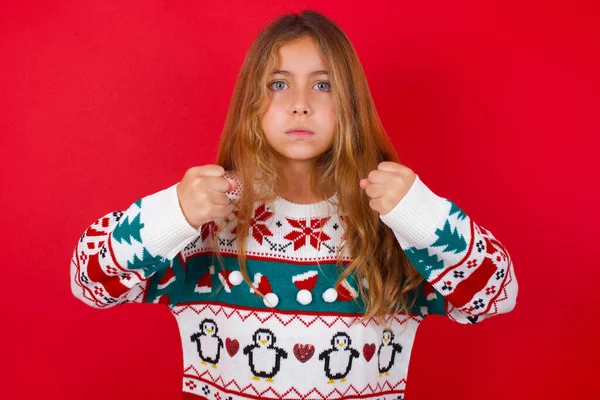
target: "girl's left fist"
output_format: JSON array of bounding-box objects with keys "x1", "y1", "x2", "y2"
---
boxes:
[{"x1": 359, "y1": 162, "x2": 417, "y2": 215}]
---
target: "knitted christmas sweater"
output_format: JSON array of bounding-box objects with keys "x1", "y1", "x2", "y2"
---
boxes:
[{"x1": 71, "y1": 173, "x2": 518, "y2": 400}]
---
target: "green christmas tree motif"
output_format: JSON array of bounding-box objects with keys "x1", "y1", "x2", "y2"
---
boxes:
[
  {"x1": 448, "y1": 200, "x2": 467, "y2": 220},
  {"x1": 404, "y1": 246, "x2": 445, "y2": 280},
  {"x1": 113, "y1": 212, "x2": 144, "y2": 245},
  {"x1": 134, "y1": 198, "x2": 142, "y2": 209},
  {"x1": 431, "y1": 220, "x2": 467, "y2": 253},
  {"x1": 126, "y1": 247, "x2": 168, "y2": 274},
  {"x1": 430, "y1": 219, "x2": 467, "y2": 254}
]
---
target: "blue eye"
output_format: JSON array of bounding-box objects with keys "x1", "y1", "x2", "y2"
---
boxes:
[
  {"x1": 315, "y1": 81, "x2": 331, "y2": 91},
  {"x1": 268, "y1": 81, "x2": 332, "y2": 91},
  {"x1": 269, "y1": 81, "x2": 288, "y2": 91}
]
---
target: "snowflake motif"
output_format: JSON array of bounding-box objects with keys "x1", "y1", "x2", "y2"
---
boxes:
[
  {"x1": 185, "y1": 380, "x2": 196, "y2": 390},
  {"x1": 248, "y1": 204, "x2": 274, "y2": 245},
  {"x1": 333, "y1": 223, "x2": 339, "y2": 230},
  {"x1": 485, "y1": 285, "x2": 497, "y2": 295},
  {"x1": 112, "y1": 211, "x2": 123, "y2": 221},
  {"x1": 106, "y1": 266, "x2": 117, "y2": 275},
  {"x1": 473, "y1": 298, "x2": 485, "y2": 309},
  {"x1": 104, "y1": 297, "x2": 116, "y2": 304},
  {"x1": 284, "y1": 217, "x2": 331, "y2": 251},
  {"x1": 79, "y1": 251, "x2": 88, "y2": 264},
  {"x1": 99, "y1": 246, "x2": 108, "y2": 258},
  {"x1": 496, "y1": 269, "x2": 505, "y2": 280},
  {"x1": 80, "y1": 272, "x2": 89, "y2": 284},
  {"x1": 476, "y1": 239, "x2": 485, "y2": 253},
  {"x1": 121, "y1": 274, "x2": 131, "y2": 281},
  {"x1": 467, "y1": 259, "x2": 478, "y2": 268},
  {"x1": 202, "y1": 385, "x2": 210, "y2": 395},
  {"x1": 453, "y1": 271, "x2": 465, "y2": 279},
  {"x1": 94, "y1": 286, "x2": 104, "y2": 296},
  {"x1": 442, "y1": 281, "x2": 453, "y2": 291}
]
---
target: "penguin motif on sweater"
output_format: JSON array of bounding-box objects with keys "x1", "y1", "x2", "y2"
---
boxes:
[
  {"x1": 190, "y1": 318, "x2": 224, "y2": 368},
  {"x1": 318, "y1": 332, "x2": 360, "y2": 384},
  {"x1": 377, "y1": 329, "x2": 403, "y2": 376},
  {"x1": 243, "y1": 328, "x2": 288, "y2": 382}
]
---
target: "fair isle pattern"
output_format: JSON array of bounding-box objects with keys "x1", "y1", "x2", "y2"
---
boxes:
[
  {"x1": 174, "y1": 303, "x2": 417, "y2": 399},
  {"x1": 181, "y1": 373, "x2": 406, "y2": 400},
  {"x1": 70, "y1": 212, "x2": 152, "y2": 308},
  {"x1": 182, "y1": 208, "x2": 353, "y2": 264},
  {"x1": 380, "y1": 189, "x2": 518, "y2": 325},
  {"x1": 70, "y1": 173, "x2": 518, "y2": 399},
  {"x1": 171, "y1": 303, "x2": 423, "y2": 328}
]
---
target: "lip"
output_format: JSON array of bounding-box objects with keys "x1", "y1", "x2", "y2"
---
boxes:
[
  {"x1": 286, "y1": 127, "x2": 314, "y2": 134},
  {"x1": 286, "y1": 127, "x2": 315, "y2": 138},
  {"x1": 286, "y1": 130, "x2": 314, "y2": 138}
]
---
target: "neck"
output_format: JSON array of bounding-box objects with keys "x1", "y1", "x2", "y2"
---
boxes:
[{"x1": 276, "y1": 159, "x2": 319, "y2": 204}]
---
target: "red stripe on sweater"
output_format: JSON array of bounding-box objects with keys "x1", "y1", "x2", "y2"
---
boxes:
[
  {"x1": 85, "y1": 252, "x2": 130, "y2": 298},
  {"x1": 445, "y1": 256, "x2": 497, "y2": 308}
]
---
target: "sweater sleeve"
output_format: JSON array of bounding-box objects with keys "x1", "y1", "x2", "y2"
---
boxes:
[
  {"x1": 70, "y1": 182, "x2": 203, "y2": 309},
  {"x1": 379, "y1": 175, "x2": 518, "y2": 325}
]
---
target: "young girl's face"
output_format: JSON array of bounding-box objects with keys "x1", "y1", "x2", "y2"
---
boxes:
[{"x1": 261, "y1": 36, "x2": 336, "y2": 168}]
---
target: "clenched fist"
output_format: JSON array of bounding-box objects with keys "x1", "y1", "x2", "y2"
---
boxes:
[
  {"x1": 176, "y1": 165, "x2": 238, "y2": 230},
  {"x1": 359, "y1": 162, "x2": 417, "y2": 215}
]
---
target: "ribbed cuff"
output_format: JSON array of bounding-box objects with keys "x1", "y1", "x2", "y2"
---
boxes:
[
  {"x1": 139, "y1": 182, "x2": 200, "y2": 260},
  {"x1": 379, "y1": 175, "x2": 449, "y2": 245}
]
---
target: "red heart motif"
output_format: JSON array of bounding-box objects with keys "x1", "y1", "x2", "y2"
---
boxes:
[
  {"x1": 226, "y1": 338, "x2": 239, "y2": 357},
  {"x1": 293, "y1": 344, "x2": 315, "y2": 363},
  {"x1": 363, "y1": 343, "x2": 376, "y2": 362}
]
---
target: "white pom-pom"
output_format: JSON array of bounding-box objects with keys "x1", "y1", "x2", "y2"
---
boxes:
[
  {"x1": 297, "y1": 289, "x2": 312, "y2": 305},
  {"x1": 264, "y1": 292, "x2": 279, "y2": 308},
  {"x1": 362, "y1": 277, "x2": 369, "y2": 289},
  {"x1": 229, "y1": 270, "x2": 243, "y2": 286},
  {"x1": 322, "y1": 288, "x2": 338, "y2": 303}
]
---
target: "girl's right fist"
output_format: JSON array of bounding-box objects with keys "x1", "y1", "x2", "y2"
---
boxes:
[{"x1": 176, "y1": 165, "x2": 238, "y2": 230}]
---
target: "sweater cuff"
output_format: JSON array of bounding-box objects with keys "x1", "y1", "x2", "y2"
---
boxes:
[
  {"x1": 139, "y1": 182, "x2": 200, "y2": 260},
  {"x1": 379, "y1": 175, "x2": 449, "y2": 245}
]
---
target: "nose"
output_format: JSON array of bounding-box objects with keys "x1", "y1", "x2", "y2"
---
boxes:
[{"x1": 290, "y1": 89, "x2": 312, "y2": 116}]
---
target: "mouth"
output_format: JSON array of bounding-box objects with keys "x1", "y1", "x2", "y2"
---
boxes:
[{"x1": 286, "y1": 128, "x2": 315, "y2": 138}]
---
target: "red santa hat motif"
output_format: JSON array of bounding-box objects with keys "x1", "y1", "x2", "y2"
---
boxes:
[
  {"x1": 292, "y1": 271, "x2": 319, "y2": 305},
  {"x1": 323, "y1": 279, "x2": 359, "y2": 303},
  {"x1": 154, "y1": 293, "x2": 170, "y2": 305},
  {"x1": 194, "y1": 265, "x2": 215, "y2": 293},
  {"x1": 218, "y1": 269, "x2": 243, "y2": 293},
  {"x1": 423, "y1": 281, "x2": 438, "y2": 301},
  {"x1": 250, "y1": 273, "x2": 279, "y2": 308},
  {"x1": 157, "y1": 266, "x2": 176, "y2": 290}
]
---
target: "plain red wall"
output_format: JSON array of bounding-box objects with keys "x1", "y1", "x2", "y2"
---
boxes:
[{"x1": 1, "y1": 0, "x2": 598, "y2": 399}]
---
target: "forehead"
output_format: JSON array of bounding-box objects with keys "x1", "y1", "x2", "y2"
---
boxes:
[{"x1": 274, "y1": 36, "x2": 327, "y2": 73}]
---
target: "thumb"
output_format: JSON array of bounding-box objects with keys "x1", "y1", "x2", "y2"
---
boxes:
[{"x1": 225, "y1": 177, "x2": 238, "y2": 192}]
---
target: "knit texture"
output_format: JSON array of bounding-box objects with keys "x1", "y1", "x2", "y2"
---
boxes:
[{"x1": 71, "y1": 173, "x2": 518, "y2": 399}]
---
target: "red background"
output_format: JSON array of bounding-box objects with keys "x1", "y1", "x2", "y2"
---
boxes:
[{"x1": 1, "y1": 1, "x2": 598, "y2": 399}]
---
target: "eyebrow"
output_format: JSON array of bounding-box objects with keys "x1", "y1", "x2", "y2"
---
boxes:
[{"x1": 270, "y1": 70, "x2": 329, "y2": 76}]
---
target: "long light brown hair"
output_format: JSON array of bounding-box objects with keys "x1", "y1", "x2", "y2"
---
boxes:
[{"x1": 211, "y1": 9, "x2": 423, "y2": 324}]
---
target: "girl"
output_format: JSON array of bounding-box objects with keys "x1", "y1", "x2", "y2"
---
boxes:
[{"x1": 71, "y1": 10, "x2": 518, "y2": 400}]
